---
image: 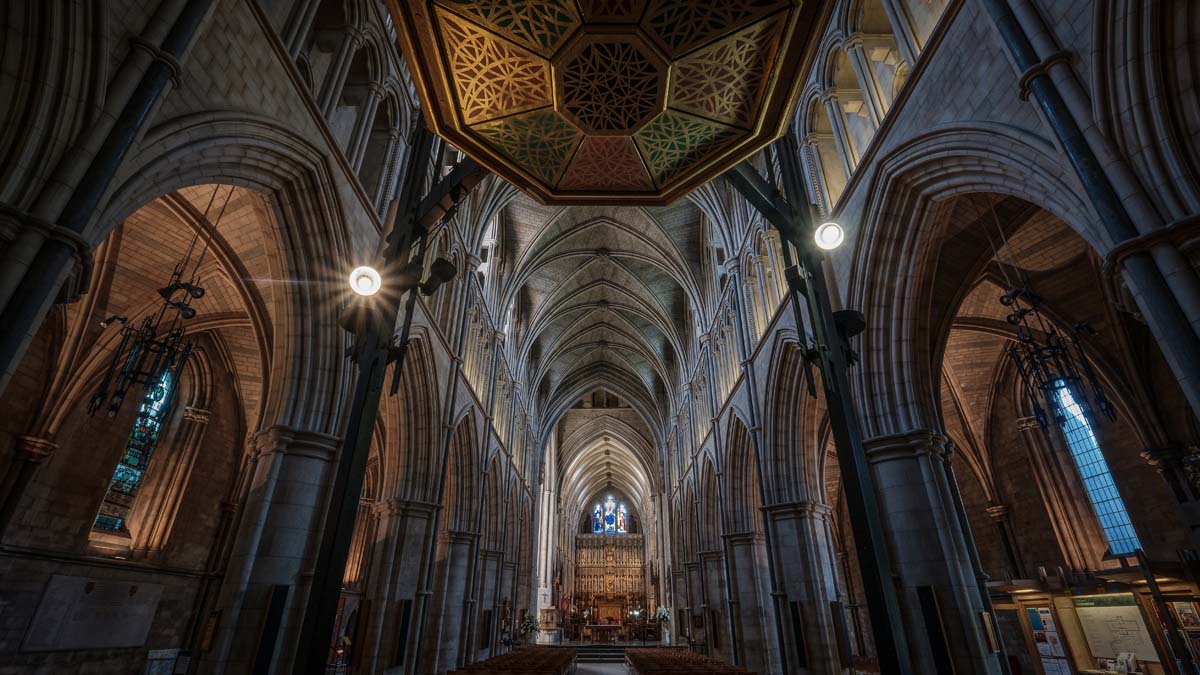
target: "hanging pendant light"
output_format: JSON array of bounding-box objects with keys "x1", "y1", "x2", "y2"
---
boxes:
[
  {"x1": 981, "y1": 196, "x2": 1115, "y2": 429},
  {"x1": 88, "y1": 186, "x2": 235, "y2": 421}
]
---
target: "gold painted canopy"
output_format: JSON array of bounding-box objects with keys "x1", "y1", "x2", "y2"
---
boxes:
[{"x1": 388, "y1": 1, "x2": 822, "y2": 205}]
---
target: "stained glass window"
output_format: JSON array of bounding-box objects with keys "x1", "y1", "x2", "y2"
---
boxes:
[
  {"x1": 591, "y1": 496, "x2": 628, "y2": 534},
  {"x1": 93, "y1": 372, "x2": 173, "y2": 533},
  {"x1": 1055, "y1": 381, "x2": 1140, "y2": 556}
]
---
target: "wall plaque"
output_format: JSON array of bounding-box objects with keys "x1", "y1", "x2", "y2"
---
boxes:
[{"x1": 22, "y1": 574, "x2": 164, "y2": 652}]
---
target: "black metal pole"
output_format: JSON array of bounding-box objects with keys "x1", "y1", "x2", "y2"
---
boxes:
[
  {"x1": 724, "y1": 138, "x2": 914, "y2": 675},
  {"x1": 0, "y1": 0, "x2": 215, "y2": 395},
  {"x1": 293, "y1": 123, "x2": 436, "y2": 675}
]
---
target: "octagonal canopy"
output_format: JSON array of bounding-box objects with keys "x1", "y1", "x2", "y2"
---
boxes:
[{"x1": 388, "y1": 1, "x2": 822, "y2": 205}]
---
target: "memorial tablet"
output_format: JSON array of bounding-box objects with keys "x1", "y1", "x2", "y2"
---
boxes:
[{"x1": 22, "y1": 575, "x2": 164, "y2": 652}]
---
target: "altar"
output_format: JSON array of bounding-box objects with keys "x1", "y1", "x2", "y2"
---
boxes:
[{"x1": 586, "y1": 623, "x2": 623, "y2": 643}]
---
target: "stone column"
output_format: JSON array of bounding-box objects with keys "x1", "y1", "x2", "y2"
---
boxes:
[
  {"x1": 820, "y1": 90, "x2": 858, "y2": 175},
  {"x1": 420, "y1": 529, "x2": 477, "y2": 675},
  {"x1": 843, "y1": 34, "x2": 887, "y2": 127},
  {"x1": 533, "y1": 440, "x2": 557, "y2": 615},
  {"x1": 1142, "y1": 446, "x2": 1200, "y2": 545},
  {"x1": 317, "y1": 29, "x2": 363, "y2": 118},
  {"x1": 358, "y1": 497, "x2": 444, "y2": 675},
  {"x1": 501, "y1": 559, "x2": 518, "y2": 639},
  {"x1": 374, "y1": 128, "x2": 403, "y2": 214},
  {"x1": 684, "y1": 560, "x2": 702, "y2": 642},
  {"x1": 985, "y1": 504, "x2": 1026, "y2": 579},
  {"x1": 282, "y1": 0, "x2": 321, "y2": 58},
  {"x1": 0, "y1": 434, "x2": 58, "y2": 534},
  {"x1": 700, "y1": 549, "x2": 728, "y2": 659},
  {"x1": 766, "y1": 502, "x2": 843, "y2": 675},
  {"x1": 878, "y1": 0, "x2": 921, "y2": 65},
  {"x1": 725, "y1": 532, "x2": 771, "y2": 674},
  {"x1": 864, "y1": 430, "x2": 1001, "y2": 675},
  {"x1": 130, "y1": 405, "x2": 212, "y2": 559},
  {"x1": 348, "y1": 83, "x2": 384, "y2": 171},
  {"x1": 471, "y1": 548, "x2": 503, "y2": 660},
  {"x1": 198, "y1": 425, "x2": 341, "y2": 675}
]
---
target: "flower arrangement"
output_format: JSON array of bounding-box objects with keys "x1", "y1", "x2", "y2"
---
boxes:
[
  {"x1": 518, "y1": 613, "x2": 540, "y2": 643},
  {"x1": 655, "y1": 606, "x2": 671, "y2": 625}
]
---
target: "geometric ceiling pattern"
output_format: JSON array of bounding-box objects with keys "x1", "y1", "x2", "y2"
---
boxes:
[{"x1": 388, "y1": 0, "x2": 819, "y2": 204}]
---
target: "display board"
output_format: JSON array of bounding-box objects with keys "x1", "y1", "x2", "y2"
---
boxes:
[
  {"x1": 1072, "y1": 593, "x2": 1159, "y2": 662},
  {"x1": 1026, "y1": 606, "x2": 1071, "y2": 675}
]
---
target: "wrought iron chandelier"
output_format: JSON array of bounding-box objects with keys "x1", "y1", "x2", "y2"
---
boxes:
[
  {"x1": 982, "y1": 196, "x2": 1115, "y2": 430},
  {"x1": 88, "y1": 186, "x2": 234, "y2": 420}
]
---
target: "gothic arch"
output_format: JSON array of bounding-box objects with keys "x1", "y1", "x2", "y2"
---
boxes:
[
  {"x1": 720, "y1": 415, "x2": 762, "y2": 536},
  {"x1": 101, "y1": 112, "x2": 359, "y2": 437},
  {"x1": 382, "y1": 335, "x2": 443, "y2": 504},
  {"x1": 761, "y1": 334, "x2": 826, "y2": 505},
  {"x1": 848, "y1": 124, "x2": 1101, "y2": 438},
  {"x1": 0, "y1": 2, "x2": 108, "y2": 209}
]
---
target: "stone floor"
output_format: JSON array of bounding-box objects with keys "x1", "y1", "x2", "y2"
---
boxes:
[{"x1": 576, "y1": 664, "x2": 625, "y2": 675}]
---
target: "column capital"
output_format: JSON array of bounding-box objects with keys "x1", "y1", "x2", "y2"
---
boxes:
[
  {"x1": 183, "y1": 406, "x2": 211, "y2": 424},
  {"x1": 13, "y1": 434, "x2": 58, "y2": 462},
  {"x1": 373, "y1": 497, "x2": 438, "y2": 517},
  {"x1": 128, "y1": 36, "x2": 183, "y2": 87},
  {"x1": 863, "y1": 429, "x2": 950, "y2": 464},
  {"x1": 985, "y1": 504, "x2": 1010, "y2": 522},
  {"x1": 842, "y1": 33, "x2": 867, "y2": 50},
  {"x1": 1140, "y1": 445, "x2": 1187, "y2": 469},
  {"x1": 252, "y1": 424, "x2": 341, "y2": 461},
  {"x1": 762, "y1": 499, "x2": 832, "y2": 520},
  {"x1": 443, "y1": 528, "x2": 480, "y2": 544}
]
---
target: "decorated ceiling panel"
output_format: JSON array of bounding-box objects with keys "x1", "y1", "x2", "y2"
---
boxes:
[{"x1": 389, "y1": 0, "x2": 820, "y2": 204}]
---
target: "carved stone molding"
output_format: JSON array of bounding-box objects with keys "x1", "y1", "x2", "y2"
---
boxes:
[
  {"x1": 863, "y1": 429, "x2": 950, "y2": 465},
  {"x1": 183, "y1": 406, "x2": 212, "y2": 424},
  {"x1": 985, "y1": 504, "x2": 1010, "y2": 523},
  {"x1": 13, "y1": 434, "x2": 58, "y2": 462}
]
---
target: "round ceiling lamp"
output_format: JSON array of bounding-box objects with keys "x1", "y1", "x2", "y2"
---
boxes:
[
  {"x1": 387, "y1": 1, "x2": 823, "y2": 205},
  {"x1": 349, "y1": 266, "x2": 382, "y2": 296},
  {"x1": 814, "y1": 221, "x2": 845, "y2": 250}
]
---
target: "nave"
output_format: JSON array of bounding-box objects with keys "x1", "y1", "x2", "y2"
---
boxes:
[{"x1": 1, "y1": 1, "x2": 1200, "y2": 674}]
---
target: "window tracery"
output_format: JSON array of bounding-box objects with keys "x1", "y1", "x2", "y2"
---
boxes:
[{"x1": 591, "y1": 495, "x2": 629, "y2": 534}]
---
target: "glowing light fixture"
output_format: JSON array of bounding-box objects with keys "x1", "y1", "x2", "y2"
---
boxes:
[
  {"x1": 814, "y1": 221, "x2": 845, "y2": 250},
  {"x1": 349, "y1": 266, "x2": 382, "y2": 296}
]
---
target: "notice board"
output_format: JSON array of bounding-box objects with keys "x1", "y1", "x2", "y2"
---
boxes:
[{"x1": 1071, "y1": 593, "x2": 1159, "y2": 662}]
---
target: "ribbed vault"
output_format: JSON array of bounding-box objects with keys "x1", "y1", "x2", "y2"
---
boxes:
[{"x1": 492, "y1": 197, "x2": 707, "y2": 452}]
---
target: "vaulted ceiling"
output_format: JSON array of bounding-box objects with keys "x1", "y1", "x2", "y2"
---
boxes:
[{"x1": 497, "y1": 194, "x2": 708, "y2": 449}]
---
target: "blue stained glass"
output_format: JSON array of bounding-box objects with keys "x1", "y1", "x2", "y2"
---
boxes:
[
  {"x1": 593, "y1": 496, "x2": 628, "y2": 534},
  {"x1": 1055, "y1": 382, "x2": 1140, "y2": 556},
  {"x1": 92, "y1": 373, "x2": 173, "y2": 533}
]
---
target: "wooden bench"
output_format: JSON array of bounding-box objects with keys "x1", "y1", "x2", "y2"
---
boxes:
[
  {"x1": 625, "y1": 647, "x2": 755, "y2": 675},
  {"x1": 447, "y1": 647, "x2": 576, "y2": 675}
]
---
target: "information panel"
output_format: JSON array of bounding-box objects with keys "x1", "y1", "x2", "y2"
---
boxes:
[
  {"x1": 1072, "y1": 593, "x2": 1159, "y2": 662},
  {"x1": 22, "y1": 575, "x2": 164, "y2": 652}
]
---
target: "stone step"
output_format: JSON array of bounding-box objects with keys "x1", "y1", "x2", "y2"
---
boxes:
[{"x1": 566, "y1": 645, "x2": 627, "y2": 663}]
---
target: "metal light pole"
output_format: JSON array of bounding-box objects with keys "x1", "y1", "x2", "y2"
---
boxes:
[
  {"x1": 722, "y1": 135, "x2": 914, "y2": 675},
  {"x1": 293, "y1": 120, "x2": 484, "y2": 675}
]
